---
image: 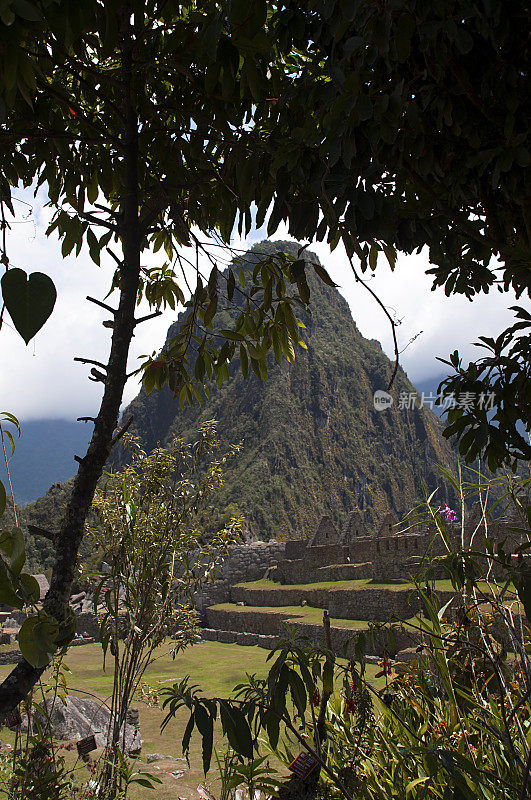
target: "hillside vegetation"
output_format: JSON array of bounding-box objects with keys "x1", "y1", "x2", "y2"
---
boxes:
[
  {"x1": 19, "y1": 242, "x2": 456, "y2": 562},
  {"x1": 113, "y1": 241, "x2": 456, "y2": 539}
]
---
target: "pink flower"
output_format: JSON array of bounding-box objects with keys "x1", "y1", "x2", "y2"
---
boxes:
[{"x1": 440, "y1": 505, "x2": 458, "y2": 523}]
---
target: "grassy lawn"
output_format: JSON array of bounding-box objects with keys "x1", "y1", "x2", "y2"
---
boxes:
[
  {"x1": 235, "y1": 577, "x2": 513, "y2": 594},
  {"x1": 235, "y1": 577, "x2": 374, "y2": 591},
  {"x1": 236, "y1": 577, "x2": 425, "y2": 591},
  {"x1": 209, "y1": 601, "x2": 407, "y2": 629},
  {"x1": 0, "y1": 641, "x2": 385, "y2": 799},
  {"x1": 0, "y1": 641, "x2": 273, "y2": 800}
]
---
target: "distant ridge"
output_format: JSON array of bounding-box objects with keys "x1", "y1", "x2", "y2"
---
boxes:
[{"x1": 0, "y1": 419, "x2": 91, "y2": 506}]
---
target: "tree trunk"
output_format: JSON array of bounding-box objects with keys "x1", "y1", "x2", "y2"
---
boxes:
[{"x1": 0, "y1": 5, "x2": 140, "y2": 721}]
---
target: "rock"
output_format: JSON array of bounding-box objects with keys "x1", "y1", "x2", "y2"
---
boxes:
[
  {"x1": 22, "y1": 697, "x2": 141, "y2": 754},
  {"x1": 197, "y1": 785, "x2": 217, "y2": 800},
  {"x1": 146, "y1": 753, "x2": 165, "y2": 763},
  {"x1": 171, "y1": 770, "x2": 186, "y2": 779}
]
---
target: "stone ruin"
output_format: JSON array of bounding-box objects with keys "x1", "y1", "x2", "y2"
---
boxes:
[
  {"x1": 197, "y1": 505, "x2": 528, "y2": 661},
  {"x1": 269, "y1": 508, "x2": 525, "y2": 586},
  {"x1": 1, "y1": 504, "x2": 523, "y2": 666}
]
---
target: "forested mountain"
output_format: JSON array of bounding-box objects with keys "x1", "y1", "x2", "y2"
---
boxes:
[{"x1": 111, "y1": 241, "x2": 456, "y2": 539}]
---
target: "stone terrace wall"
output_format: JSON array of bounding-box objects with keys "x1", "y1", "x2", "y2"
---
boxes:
[
  {"x1": 221, "y1": 541, "x2": 286, "y2": 583},
  {"x1": 288, "y1": 620, "x2": 420, "y2": 658},
  {"x1": 328, "y1": 587, "x2": 455, "y2": 621},
  {"x1": 76, "y1": 611, "x2": 103, "y2": 639},
  {"x1": 230, "y1": 584, "x2": 330, "y2": 608},
  {"x1": 205, "y1": 607, "x2": 298, "y2": 636},
  {"x1": 200, "y1": 623, "x2": 420, "y2": 657},
  {"x1": 193, "y1": 541, "x2": 286, "y2": 613}
]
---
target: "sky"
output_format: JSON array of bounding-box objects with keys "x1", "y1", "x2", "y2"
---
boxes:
[{"x1": 0, "y1": 187, "x2": 527, "y2": 422}]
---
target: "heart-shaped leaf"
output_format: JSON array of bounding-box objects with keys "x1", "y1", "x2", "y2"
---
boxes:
[
  {"x1": 18, "y1": 611, "x2": 58, "y2": 668},
  {"x1": 1, "y1": 268, "x2": 56, "y2": 345},
  {"x1": 0, "y1": 526, "x2": 26, "y2": 574}
]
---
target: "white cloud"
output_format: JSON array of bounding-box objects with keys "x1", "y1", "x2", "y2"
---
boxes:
[
  {"x1": 235, "y1": 225, "x2": 528, "y2": 385},
  {"x1": 1, "y1": 191, "x2": 528, "y2": 421},
  {"x1": 0, "y1": 189, "x2": 175, "y2": 420}
]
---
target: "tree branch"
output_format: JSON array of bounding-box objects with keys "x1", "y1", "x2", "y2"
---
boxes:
[
  {"x1": 110, "y1": 415, "x2": 134, "y2": 448},
  {"x1": 77, "y1": 212, "x2": 117, "y2": 231},
  {"x1": 86, "y1": 296, "x2": 117, "y2": 314},
  {"x1": 27, "y1": 525, "x2": 55, "y2": 543},
  {"x1": 88, "y1": 368, "x2": 107, "y2": 383},
  {"x1": 74, "y1": 357, "x2": 107, "y2": 370},
  {"x1": 134, "y1": 310, "x2": 162, "y2": 325},
  {"x1": 0, "y1": 10, "x2": 143, "y2": 721}
]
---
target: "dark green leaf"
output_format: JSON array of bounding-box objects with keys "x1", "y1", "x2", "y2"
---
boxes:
[
  {"x1": 264, "y1": 708, "x2": 280, "y2": 749},
  {"x1": 288, "y1": 259, "x2": 306, "y2": 282},
  {"x1": 18, "y1": 611, "x2": 59, "y2": 668},
  {"x1": 313, "y1": 263, "x2": 338, "y2": 287},
  {"x1": 182, "y1": 712, "x2": 195, "y2": 756},
  {"x1": 1, "y1": 269, "x2": 57, "y2": 345},
  {"x1": 289, "y1": 668, "x2": 307, "y2": 717},
  {"x1": 323, "y1": 658, "x2": 334, "y2": 694},
  {"x1": 194, "y1": 703, "x2": 214, "y2": 774},
  {"x1": 12, "y1": 0, "x2": 42, "y2": 22},
  {"x1": 220, "y1": 329, "x2": 245, "y2": 341},
  {"x1": 219, "y1": 701, "x2": 253, "y2": 758}
]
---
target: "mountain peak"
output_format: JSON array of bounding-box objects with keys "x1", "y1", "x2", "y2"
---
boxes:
[{"x1": 117, "y1": 241, "x2": 455, "y2": 539}]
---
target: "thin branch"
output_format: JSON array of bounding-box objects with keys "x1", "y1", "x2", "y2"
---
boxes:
[
  {"x1": 27, "y1": 526, "x2": 55, "y2": 543},
  {"x1": 110, "y1": 416, "x2": 134, "y2": 449},
  {"x1": 86, "y1": 296, "x2": 117, "y2": 314},
  {"x1": 74, "y1": 357, "x2": 108, "y2": 370},
  {"x1": 319, "y1": 178, "x2": 401, "y2": 389},
  {"x1": 106, "y1": 248, "x2": 122, "y2": 267},
  {"x1": 88, "y1": 368, "x2": 107, "y2": 383},
  {"x1": 77, "y1": 211, "x2": 117, "y2": 231},
  {"x1": 126, "y1": 367, "x2": 142, "y2": 379},
  {"x1": 134, "y1": 310, "x2": 162, "y2": 325},
  {"x1": 344, "y1": 237, "x2": 401, "y2": 390}
]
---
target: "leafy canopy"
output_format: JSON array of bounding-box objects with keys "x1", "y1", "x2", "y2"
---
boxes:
[{"x1": 239, "y1": 0, "x2": 530, "y2": 468}]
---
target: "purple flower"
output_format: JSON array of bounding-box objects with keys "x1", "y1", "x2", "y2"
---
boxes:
[{"x1": 440, "y1": 505, "x2": 458, "y2": 523}]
